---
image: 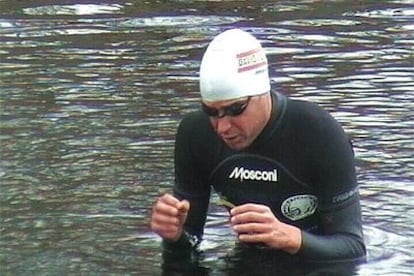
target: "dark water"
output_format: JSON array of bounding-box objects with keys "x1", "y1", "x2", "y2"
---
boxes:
[{"x1": 0, "y1": 1, "x2": 413, "y2": 275}]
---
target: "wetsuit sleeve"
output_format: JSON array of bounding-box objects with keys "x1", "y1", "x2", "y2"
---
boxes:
[
  {"x1": 299, "y1": 194, "x2": 366, "y2": 261},
  {"x1": 296, "y1": 104, "x2": 366, "y2": 261},
  {"x1": 163, "y1": 112, "x2": 212, "y2": 251}
]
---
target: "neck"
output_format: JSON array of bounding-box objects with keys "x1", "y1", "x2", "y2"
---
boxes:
[{"x1": 263, "y1": 92, "x2": 273, "y2": 125}]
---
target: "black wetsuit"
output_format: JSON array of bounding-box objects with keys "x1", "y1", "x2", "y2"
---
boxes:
[{"x1": 167, "y1": 91, "x2": 366, "y2": 261}]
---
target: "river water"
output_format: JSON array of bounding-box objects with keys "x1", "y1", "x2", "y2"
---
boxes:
[{"x1": 0, "y1": 1, "x2": 413, "y2": 275}]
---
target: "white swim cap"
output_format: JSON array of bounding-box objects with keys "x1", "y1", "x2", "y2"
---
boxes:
[{"x1": 199, "y1": 29, "x2": 270, "y2": 102}]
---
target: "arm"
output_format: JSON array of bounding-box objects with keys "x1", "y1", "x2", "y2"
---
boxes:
[
  {"x1": 300, "y1": 106, "x2": 366, "y2": 261},
  {"x1": 299, "y1": 194, "x2": 366, "y2": 261},
  {"x1": 230, "y1": 192, "x2": 365, "y2": 261},
  {"x1": 163, "y1": 112, "x2": 212, "y2": 249}
]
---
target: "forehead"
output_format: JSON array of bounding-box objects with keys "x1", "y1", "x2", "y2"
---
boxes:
[{"x1": 202, "y1": 97, "x2": 248, "y2": 107}]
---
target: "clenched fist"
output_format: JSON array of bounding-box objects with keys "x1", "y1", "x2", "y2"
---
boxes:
[{"x1": 150, "y1": 193, "x2": 190, "y2": 241}]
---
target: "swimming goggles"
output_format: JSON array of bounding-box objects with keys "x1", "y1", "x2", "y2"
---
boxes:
[{"x1": 201, "y1": 97, "x2": 251, "y2": 118}]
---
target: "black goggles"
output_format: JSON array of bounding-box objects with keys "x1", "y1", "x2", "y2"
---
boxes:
[{"x1": 201, "y1": 97, "x2": 251, "y2": 118}]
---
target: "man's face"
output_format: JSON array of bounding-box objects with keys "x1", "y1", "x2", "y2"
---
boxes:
[{"x1": 201, "y1": 93, "x2": 271, "y2": 150}]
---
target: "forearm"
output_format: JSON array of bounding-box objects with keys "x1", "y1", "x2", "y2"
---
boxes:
[
  {"x1": 173, "y1": 188, "x2": 210, "y2": 237},
  {"x1": 298, "y1": 197, "x2": 366, "y2": 261},
  {"x1": 298, "y1": 231, "x2": 366, "y2": 261}
]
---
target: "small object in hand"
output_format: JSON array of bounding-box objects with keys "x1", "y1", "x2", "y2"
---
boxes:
[{"x1": 218, "y1": 197, "x2": 236, "y2": 209}]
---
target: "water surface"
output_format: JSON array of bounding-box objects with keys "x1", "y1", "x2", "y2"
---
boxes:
[{"x1": 1, "y1": 1, "x2": 413, "y2": 275}]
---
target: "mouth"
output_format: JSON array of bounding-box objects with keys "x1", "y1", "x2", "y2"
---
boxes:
[
  {"x1": 222, "y1": 135, "x2": 238, "y2": 143},
  {"x1": 220, "y1": 133, "x2": 250, "y2": 150},
  {"x1": 222, "y1": 134, "x2": 245, "y2": 148}
]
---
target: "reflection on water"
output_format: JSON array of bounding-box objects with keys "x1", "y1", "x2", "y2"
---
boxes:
[{"x1": 1, "y1": 0, "x2": 413, "y2": 275}]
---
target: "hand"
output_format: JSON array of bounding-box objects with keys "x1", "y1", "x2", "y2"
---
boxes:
[
  {"x1": 150, "y1": 193, "x2": 190, "y2": 241},
  {"x1": 230, "y1": 203, "x2": 302, "y2": 254}
]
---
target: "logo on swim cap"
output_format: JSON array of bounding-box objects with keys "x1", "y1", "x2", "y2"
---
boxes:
[
  {"x1": 281, "y1": 195, "x2": 318, "y2": 221},
  {"x1": 199, "y1": 29, "x2": 270, "y2": 102},
  {"x1": 237, "y1": 48, "x2": 267, "y2": 73}
]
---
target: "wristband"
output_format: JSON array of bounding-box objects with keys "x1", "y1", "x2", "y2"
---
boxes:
[{"x1": 162, "y1": 231, "x2": 200, "y2": 250}]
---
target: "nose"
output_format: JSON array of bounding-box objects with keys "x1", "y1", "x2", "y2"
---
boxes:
[{"x1": 214, "y1": 116, "x2": 232, "y2": 135}]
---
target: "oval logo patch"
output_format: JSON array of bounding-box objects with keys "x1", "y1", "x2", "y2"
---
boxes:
[{"x1": 281, "y1": 195, "x2": 318, "y2": 221}]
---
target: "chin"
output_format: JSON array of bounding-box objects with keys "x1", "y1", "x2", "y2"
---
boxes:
[{"x1": 226, "y1": 140, "x2": 248, "y2": 151}]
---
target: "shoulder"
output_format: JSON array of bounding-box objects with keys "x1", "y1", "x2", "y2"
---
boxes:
[
  {"x1": 174, "y1": 110, "x2": 220, "y2": 178},
  {"x1": 177, "y1": 111, "x2": 211, "y2": 136},
  {"x1": 284, "y1": 97, "x2": 353, "y2": 159},
  {"x1": 179, "y1": 110, "x2": 208, "y2": 128},
  {"x1": 176, "y1": 111, "x2": 217, "y2": 149},
  {"x1": 288, "y1": 98, "x2": 332, "y2": 121},
  {"x1": 286, "y1": 98, "x2": 343, "y2": 134}
]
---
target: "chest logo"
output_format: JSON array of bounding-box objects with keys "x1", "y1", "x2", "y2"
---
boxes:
[
  {"x1": 281, "y1": 195, "x2": 318, "y2": 221},
  {"x1": 229, "y1": 167, "x2": 278, "y2": 182}
]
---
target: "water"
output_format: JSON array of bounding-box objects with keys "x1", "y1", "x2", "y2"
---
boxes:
[{"x1": 0, "y1": 0, "x2": 413, "y2": 275}]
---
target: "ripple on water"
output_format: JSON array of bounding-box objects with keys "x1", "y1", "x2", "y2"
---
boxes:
[
  {"x1": 344, "y1": 7, "x2": 414, "y2": 19},
  {"x1": 1, "y1": 0, "x2": 413, "y2": 274},
  {"x1": 120, "y1": 15, "x2": 246, "y2": 28},
  {"x1": 22, "y1": 4, "x2": 125, "y2": 16},
  {"x1": 360, "y1": 225, "x2": 413, "y2": 275}
]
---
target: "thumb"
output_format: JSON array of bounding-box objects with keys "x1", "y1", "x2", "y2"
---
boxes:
[{"x1": 177, "y1": 200, "x2": 190, "y2": 224}]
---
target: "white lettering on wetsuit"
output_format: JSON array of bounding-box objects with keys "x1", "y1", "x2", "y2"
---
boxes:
[{"x1": 229, "y1": 167, "x2": 278, "y2": 182}]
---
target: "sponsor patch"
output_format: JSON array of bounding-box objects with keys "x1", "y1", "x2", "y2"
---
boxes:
[
  {"x1": 237, "y1": 48, "x2": 267, "y2": 73},
  {"x1": 281, "y1": 195, "x2": 318, "y2": 221}
]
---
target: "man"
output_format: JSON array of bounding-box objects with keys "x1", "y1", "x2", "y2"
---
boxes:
[{"x1": 150, "y1": 28, "x2": 366, "y2": 261}]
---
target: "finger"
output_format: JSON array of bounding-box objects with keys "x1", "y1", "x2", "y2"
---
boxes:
[
  {"x1": 158, "y1": 193, "x2": 181, "y2": 207},
  {"x1": 151, "y1": 217, "x2": 180, "y2": 231},
  {"x1": 177, "y1": 200, "x2": 190, "y2": 222},
  {"x1": 151, "y1": 212, "x2": 181, "y2": 226},
  {"x1": 153, "y1": 200, "x2": 179, "y2": 217},
  {"x1": 232, "y1": 222, "x2": 267, "y2": 234},
  {"x1": 230, "y1": 203, "x2": 269, "y2": 216},
  {"x1": 238, "y1": 232, "x2": 272, "y2": 244},
  {"x1": 231, "y1": 211, "x2": 268, "y2": 225},
  {"x1": 177, "y1": 200, "x2": 190, "y2": 213},
  {"x1": 150, "y1": 211, "x2": 182, "y2": 240},
  {"x1": 153, "y1": 194, "x2": 181, "y2": 216}
]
